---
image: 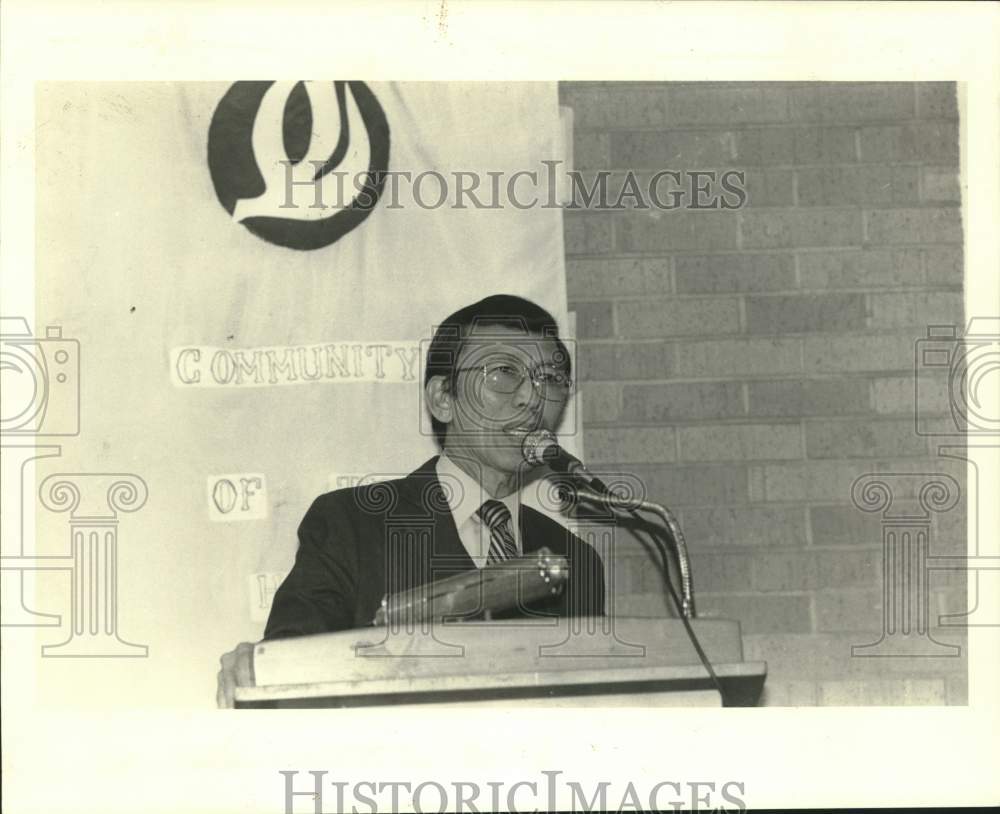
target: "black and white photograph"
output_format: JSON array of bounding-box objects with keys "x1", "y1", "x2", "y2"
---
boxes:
[{"x1": 2, "y1": 2, "x2": 997, "y2": 813}]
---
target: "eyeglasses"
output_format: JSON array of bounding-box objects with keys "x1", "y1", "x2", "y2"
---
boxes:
[{"x1": 454, "y1": 360, "x2": 574, "y2": 400}]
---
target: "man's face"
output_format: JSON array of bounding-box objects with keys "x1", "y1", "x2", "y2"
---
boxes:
[{"x1": 437, "y1": 324, "x2": 572, "y2": 476}]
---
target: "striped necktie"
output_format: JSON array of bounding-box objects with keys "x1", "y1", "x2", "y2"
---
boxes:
[{"x1": 477, "y1": 499, "x2": 519, "y2": 564}]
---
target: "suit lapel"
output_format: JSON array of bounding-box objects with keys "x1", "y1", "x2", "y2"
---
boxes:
[
  {"x1": 521, "y1": 505, "x2": 573, "y2": 556},
  {"x1": 393, "y1": 456, "x2": 475, "y2": 571}
]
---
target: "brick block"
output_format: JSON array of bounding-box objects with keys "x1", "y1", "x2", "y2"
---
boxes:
[
  {"x1": 617, "y1": 211, "x2": 739, "y2": 252},
  {"x1": 675, "y1": 253, "x2": 795, "y2": 293},
  {"x1": 932, "y1": 500, "x2": 967, "y2": 550},
  {"x1": 752, "y1": 548, "x2": 882, "y2": 592},
  {"x1": 931, "y1": 583, "x2": 970, "y2": 620},
  {"x1": 925, "y1": 516, "x2": 968, "y2": 559},
  {"x1": 578, "y1": 341, "x2": 674, "y2": 381},
  {"x1": 580, "y1": 381, "x2": 623, "y2": 424},
  {"x1": 745, "y1": 293, "x2": 867, "y2": 334},
  {"x1": 797, "y1": 165, "x2": 920, "y2": 206},
  {"x1": 761, "y1": 460, "x2": 890, "y2": 502},
  {"x1": 688, "y1": 551, "x2": 756, "y2": 593},
  {"x1": 584, "y1": 426, "x2": 676, "y2": 464},
  {"x1": 570, "y1": 301, "x2": 614, "y2": 339},
  {"x1": 747, "y1": 378, "x2": 872, "y2": 417},
  {"x1": 747, "y1": 466, "x2": 767, "y2": 502},
  {"x1": 742, "y1": 209, "x2": 862, "y2": 249},
  {"x1": 743, "y1": 632, "x2": 855, "y2": 679},
  {"x1": 610, "y1": 130, "x2": 732, "y2": 168},
  {"x1": 678, "y1": 423, "x2": 802, "y2": 462},
  {"x1": 760, "y1": 680, "x2": 819, "y2": 706},
  {"x1": 793, "y1": 126, "x2": 858, "y2": 164},
  {"x1": 934, "y1": 580, "x2": 970, "y2": 614},
  {"x1": 816, "y1": 678, "x2": 946, "y2": 706},
  {"x1": 616, "y1": 297, "x2": 741, "y2": 338},
  {"x1": 621, "y1": 381, "x2": 744, "y2": 422},
  {"x1": 859, "y1": 121, "x2": 959, "y2": 163},
  {"x1": 566, "y1": 258, "x2": 670, "y2": 298},
  {"x1": 814, "y1": 589, "x2": 884, "y2": 632},
  {"x1": 560, "y1": 85, "x2": 669, "y2": 129},
  {"x1": 809, "y1": 504, "x2": 919, "y2": 546},
  {"x1": 762, "y1": 457, "x2": 963, "y2": 503},
  {"x1": 802, "y1": 333, "x2": 914, "y2": 373},
  {"x1": 676, "y1": 337, "x2": 802, "y2": 377},
  {"x1": 668, "y1": 86, "x2": 789, "y2": 125},
  {"x1": 799, "y1": 248, "x2": 924, "y2": 289},
  {"x1": 564, "y1": 212, "x2": 615, "y2": 254},
  {"x1": 679, "y1": 505, "x2": 807, "y2": 547},
  {"x1": 866, "y1": 208, "x2": 962, "y2": 246},
  {"x1": 917, "y1": 82, "x2": 959, "y2": 119},
  {"x1": 732, "y1": 128, "x2": 796, "y2": 165},
  {"x1": 921, "y1": 166, "x2": 961, "y2": 203},
  {"x1": 697, "y1": 592, "x2": 812, "y2": 633},
  {"x1": 805, "y1": 418, "x2": 929, "y2": 458},
  {"x1": 788, "y1": 83, "x2": 915, "y2": 123},
  {"x1": 610, "y1": 545, "x2": 669, "y2": 594},
  {"x1": 573, "y1": 131, "x2": 610, "y2": 170},
  {"x1": 624, "y1": 463, "x2": 750, "y2": 506},
  {"x1": 923, "y1": 246, "x2": 964, "y2": 285},
  {"x1": 741, "y1": 168, "x2": 795, "y2": 207},
  {"x1": 605, "y1": 550, "x2": 644, "y2": 593},
  {"x1": 869, "y1": 291, "x2": 964, "y2": 329},
  {"x1": 928, "y1": 512, "x2": 970, "y2": 553},
  {"x1": 929, "y1": 532, "x2": 966, "y2": 558},
  {"x1": 612, "y1": 592, "x2": 672, "y2": 618},
  {"x1": 744, "y1": 630, "x2": 966, "y2": 682},
  {"x1": 934, "y1": 592, "x2": 972, "y2": 629}
]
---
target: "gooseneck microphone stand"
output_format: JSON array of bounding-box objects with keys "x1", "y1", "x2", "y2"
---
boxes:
[{"x1": 572, "y1": 487, "x2": 695, "y2": 619}]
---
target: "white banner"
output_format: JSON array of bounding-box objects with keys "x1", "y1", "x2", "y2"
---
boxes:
[{"x1": 33, "y1": 81, "x2": 569, "y2": 706}]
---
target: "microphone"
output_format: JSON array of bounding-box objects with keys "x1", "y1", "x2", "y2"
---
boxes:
[{"x1": 521, "y1": 429, "x2": 609, "y2": 493}]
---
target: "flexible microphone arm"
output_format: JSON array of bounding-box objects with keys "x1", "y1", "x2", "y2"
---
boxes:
[
  {"x1": 521, "y1": 430, "x2": 695, "y2": 618},
  {"x1": 574, "y1": 487, "x2": 695, "y2": 620}
]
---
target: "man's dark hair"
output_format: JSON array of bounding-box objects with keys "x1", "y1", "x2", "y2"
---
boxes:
[{"x1": 424, "y1": 294, "x2": 572, "y2": 449}]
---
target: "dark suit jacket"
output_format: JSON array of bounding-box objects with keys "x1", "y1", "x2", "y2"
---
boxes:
[{"x1": 264, "y1": 456, "x2": 606, "y2": 640}]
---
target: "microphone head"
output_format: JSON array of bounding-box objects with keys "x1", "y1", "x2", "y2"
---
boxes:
[{"x1": 521, "y1": 429, "x2": 558, "y2": 466}]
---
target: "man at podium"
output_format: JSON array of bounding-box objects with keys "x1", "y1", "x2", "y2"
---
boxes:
[{"x1": 217, "y1": 294, "x2": 606, "y2": 707}]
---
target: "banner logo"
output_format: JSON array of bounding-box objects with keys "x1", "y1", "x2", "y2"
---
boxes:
[{"x1": 208, "y1": 81, "x2": 390, "y2": 250}]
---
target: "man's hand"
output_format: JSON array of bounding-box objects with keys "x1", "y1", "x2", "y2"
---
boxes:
[{"x1": 216, "y1": 641, "x2": 256, "y2": 708}]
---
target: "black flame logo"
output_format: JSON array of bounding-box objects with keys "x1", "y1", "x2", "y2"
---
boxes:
[{"x1": 208, "y1": 81, "x2": 390, "y2": 251}]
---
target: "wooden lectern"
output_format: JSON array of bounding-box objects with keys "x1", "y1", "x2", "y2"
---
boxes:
[{"x1": 234, "y1": 617, "x2": 766, "y2": 708}]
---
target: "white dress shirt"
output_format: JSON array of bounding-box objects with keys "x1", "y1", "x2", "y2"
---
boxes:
[{"x1": 435, "y1": 454, "x2": 523, "y2": 568}]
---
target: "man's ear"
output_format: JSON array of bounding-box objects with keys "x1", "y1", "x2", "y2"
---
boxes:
[{"x1": 425, "y1": 375, "x2": 453, "y2": 426}]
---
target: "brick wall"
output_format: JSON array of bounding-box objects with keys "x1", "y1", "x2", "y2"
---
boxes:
[{"x1": 559, "y1": 82, "x2": 967, "y2": 706}]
